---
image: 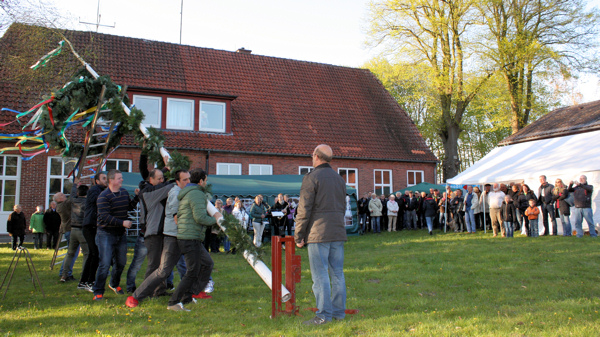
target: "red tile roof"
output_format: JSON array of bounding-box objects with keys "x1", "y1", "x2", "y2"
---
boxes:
[
  {"x1": 0, "y1": 23, "x2": 437, "y2": 162},
  {"x1": 499, "y1": 100, "x2": 600, "y2": 146}
]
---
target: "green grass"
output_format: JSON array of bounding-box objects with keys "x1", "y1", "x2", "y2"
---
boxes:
[{"x1": 1, "y1": 230, "x2": 600, "y2": 336}]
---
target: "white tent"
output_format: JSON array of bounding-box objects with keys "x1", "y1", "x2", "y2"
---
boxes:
[{"x1": 448, "y1": 129, "x2": 600, "y2": 234}]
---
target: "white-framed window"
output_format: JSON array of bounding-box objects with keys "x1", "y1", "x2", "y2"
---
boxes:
[
  {"x1": 133, "y1": 95, "x2": 162, "y2": 128},
  {"x1": 338, "y1": 168, "x2": 358, "y2": 194},
  {"x1": 166, "y1": 98, "x2": 194, "y2": 130},
  {"x1": 216, "y1": 163, "x2": 242, "y2": 175},
  {"x1": 407, "y1": 170, "x2": 424, "y2": 187},
  {"x1": 47, "y1": 157, "x2": 76, "y2": 206},
  {"x1": 249, "y1": 164, "x2": 272, "y2": 175},
  {"x1": 299, "y1": 166, "x2": 314, "y2": 175},
  {"x1": 0, "y1": 156, "x2": 20, "y2": 213},
  {"x1": 374, "y1": 169, "x2": 393, "y2": 196},
  {"x1": 199, "y1": 101, "x2": 226, "y2": 133},
  {"x1": 105, "y1": 159, "x2": 132, "y2": 172}
]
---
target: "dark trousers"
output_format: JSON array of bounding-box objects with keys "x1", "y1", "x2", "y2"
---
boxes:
[
  {"x1": 143, "y1": 234, "x2": 167, "y2": 295},
  {"x1": 169, "y1": 239, "x2": 213, "y2": 306},
  {"x1": 134, "y1": 236, "x2": 181, "y2": 302},
  {"x1": 11, "y1": 234, "x2": 24, "y2": 249},
  {"x1": 46, "y1": 230, "x2": 59, "y2": 249},
  {"x1": 80, "y1": 226, "x2": 99, "y2": 284},
  {"x1": 204, "y1": 229, "x2": 220, "y2": 252},
  {"x1": 33, "y1": 233, "x2": 44, "y2": 249},
  {"x1": 274, "y1": 217, "x2": 287, "y2": 236},
  {"x1": 541, "y1": 203, "x2": 557, "y2": 235},
  {"x1": 283, "y1": 218, "x2": 293, "y2": 236}
]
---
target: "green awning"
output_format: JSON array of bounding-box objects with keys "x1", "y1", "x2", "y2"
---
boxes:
[
  {"x1": 121, "y1": 173, "x2": 359, "y2": 235},
  {"x1": 395, "y1": 182, "x2": 448, "y2": 195}
]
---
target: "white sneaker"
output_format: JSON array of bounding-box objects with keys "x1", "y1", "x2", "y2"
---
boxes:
[
  {"x1": 204, "y1": 280, "x2": 214, "y2": 294},
  {"x1": 167, "y1": 303, "x2": 190, "y2": 312}
]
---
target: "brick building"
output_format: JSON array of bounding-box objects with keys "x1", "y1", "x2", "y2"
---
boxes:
[{"x1": 0, "y1": 24, "x2": 437, "y2": 233}]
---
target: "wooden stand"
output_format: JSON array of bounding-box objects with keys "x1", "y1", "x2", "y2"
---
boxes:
[{"x1": 271, "y1": 236, "x2": 301, "y2": 318}]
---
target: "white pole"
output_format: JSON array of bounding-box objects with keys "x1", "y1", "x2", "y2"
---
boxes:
[{"x1": 206, "y1": 201, "x2": 291, "y2": 302}]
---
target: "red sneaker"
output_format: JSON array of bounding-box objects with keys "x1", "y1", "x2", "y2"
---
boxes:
[
  {"x1": 93, "y1": 294, "x2": 104, "y2": 301},
  {"x1": 192, "y1": 291, "x2": 212, "y2": 299},
  {"x1": 125, "y1": 296, "x2": 139, "y2": 308}
]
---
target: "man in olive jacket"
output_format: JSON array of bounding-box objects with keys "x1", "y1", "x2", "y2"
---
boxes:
[
  {"x1": 167, "y1": 168, "x2": 216, "y2": 312},
  {"x1": 295, "y1": 144, "x2": 347, "y2": 325}
]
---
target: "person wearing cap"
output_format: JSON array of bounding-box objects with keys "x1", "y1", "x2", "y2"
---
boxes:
[{"x1": 387, "y1": 194, "x2": 399, "y2": 232}]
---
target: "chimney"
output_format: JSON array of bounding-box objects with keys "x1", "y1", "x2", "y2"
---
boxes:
[{"x1": 236, "y1": 47, "x2": 252, "y2": 54}]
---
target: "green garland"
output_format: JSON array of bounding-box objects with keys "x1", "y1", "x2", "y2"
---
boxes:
[
  {"x1": 220, "y1": 212, "x2": 264, "y2": 262},
  {"x1": 38, "y1": 69, "x2": 164, "y2": 159},
  {"x1": 203, "y1": 184, "x2": 263, "y2": 261}
]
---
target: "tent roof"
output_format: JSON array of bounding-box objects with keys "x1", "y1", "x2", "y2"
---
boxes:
[
  {"x1": 395, "y1": 182, "x2": 448, "y2": 195},
  {"x1": 447, "y1": 129, "x2": 600, "y2": 185},
  {"x1": 121, "y1": 173, "x2": 357, "y2": 198}
]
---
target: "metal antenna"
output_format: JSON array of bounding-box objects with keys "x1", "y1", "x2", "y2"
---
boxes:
[
  {"x1": 179, "y1": 0, "x2": 184, "y2": 44},
  {"x1": 79, "y1": 0, "x2": 115, "y2": 32}
]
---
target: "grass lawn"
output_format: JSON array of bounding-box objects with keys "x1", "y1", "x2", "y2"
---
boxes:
[{"x1": 1, "y1": 230, "x2": 600, "y2": 336}]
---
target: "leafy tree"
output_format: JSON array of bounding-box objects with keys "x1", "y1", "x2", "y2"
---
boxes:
[
  {"x1": 477, "y1": 0, "x2": 600, "y2": 133},
  {"x1": 368, "y1": 0, "x2": 493, "y2": 181}
]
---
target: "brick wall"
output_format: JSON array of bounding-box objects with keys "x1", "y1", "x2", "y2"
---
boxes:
[{"x1": 4, "y1": 147, "x2": 435, "y2": 228}]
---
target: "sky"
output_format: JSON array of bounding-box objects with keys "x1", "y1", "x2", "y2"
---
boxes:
[
  {"x1": 6, "y1": 0, "x2": 600, "y2": 102},
  {"x1": 52, "y1": 0, "x2": 378, "y2": 68}
]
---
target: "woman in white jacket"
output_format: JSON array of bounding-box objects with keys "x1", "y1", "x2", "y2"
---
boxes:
[
  {"x1": 232, "y1": 200, "x2": 249, "y2": 230},
  {"x1": 387, "y1": 195, "x2": 400, "y2": 232}
]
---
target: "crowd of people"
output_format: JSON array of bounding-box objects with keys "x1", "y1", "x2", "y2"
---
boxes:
[
  {"x1": 356, "y1": 174, "x2": 596, "y2": 238},
  {"x1": 5, "y1": 149, "x2": 596, "y2": 316}
]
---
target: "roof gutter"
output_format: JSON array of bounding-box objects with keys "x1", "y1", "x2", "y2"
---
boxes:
[
  {"x1": 498, "y1": 125, "x2": 600, "y2": 146},
  {"x1": 127, "y1": 86, "x2": 237, "y2": 100},
  {"x1": 118, "y1": 145, "x2": 439, "y2": 164}
]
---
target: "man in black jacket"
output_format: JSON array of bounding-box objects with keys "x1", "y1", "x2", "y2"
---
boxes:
[
  {"x1": 538, "y1": 175, "x2": 557, "y2": 236},
  {"x1": 357, "y1": 193, "x2": 370, "y2": 234},
  {"x1": 568, "y1": 175, "x2": 596, "y2": 238},
  {"x1": 44, "y1": 201, "x2": 61, "y2": 250},
  {"x1": 79, "y1": 172, "x2": 107, "y2": 290}
]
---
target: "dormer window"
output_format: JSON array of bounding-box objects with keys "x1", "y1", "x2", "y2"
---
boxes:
[
  {"x1": 133, "y1": 95, "x2": 161, "y2": 128},
  {"x1": 167, "y1": 98, "x2": 194, "y2": 130},
  {"x1": 199, "y1": 101, "x2": 226, "y2": 133},
  {"x1": 130, "y1": 91, "x2": 231, "y2": 133}
]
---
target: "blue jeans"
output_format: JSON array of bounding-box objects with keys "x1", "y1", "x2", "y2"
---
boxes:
[
  {"x1": 558, "y1": 211, "x2": 572, "y2": 236},
  {"x1": 307, "y1": 242, "x2": 346, "y2": 321},
  {"x1": 529, "y1": 220, "x2": 539, "y2": 237},
  {"x1": 371, "y1": 216, "x2": 381, "y2": 233},
  {"x1": 465, "y1": 208, "x2": 476, "y2": 233},
  {"x1": 224, "y1": 237, "x2": 231, "y2": 252},
  {"x1": 58, "y1": 231, "x2": 79, "y2": 277},
  {"x1": 126, "y1": 235, "x2": 148, "y2": 292},
  {"x1": 503, "y1": 221, "x2": 514, "y2": 237},
  {"x1": 425, "y1": 216, "x2": 434, "y2": 232},
  {"x1": 93, "y1": 230, "x2": 128, "y2": 296},
  {"x1": 572, "y1": 208, "x2": 596, "y2": 238}
]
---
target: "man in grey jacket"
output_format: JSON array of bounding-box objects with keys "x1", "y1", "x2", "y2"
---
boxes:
[
  {"x1": 126, "y1": 170, "x2": 190, "y2": 308},
  {"x1": 295, "y1": 144, "x2": 347, "y2": 325}
]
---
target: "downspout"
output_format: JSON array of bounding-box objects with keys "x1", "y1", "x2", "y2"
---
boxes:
[{"x1": 205, "y1": 151, "x2": 211, "y2": 174}]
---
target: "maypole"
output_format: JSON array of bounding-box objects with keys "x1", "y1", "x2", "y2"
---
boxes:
[{"x1": 58, "y1": 37, "x2": 291, "y2": 301}]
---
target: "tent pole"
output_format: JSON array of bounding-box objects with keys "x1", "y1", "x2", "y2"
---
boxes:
[{"x1": 483, "y1": 187, "x2": 487, "y2": 234}]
